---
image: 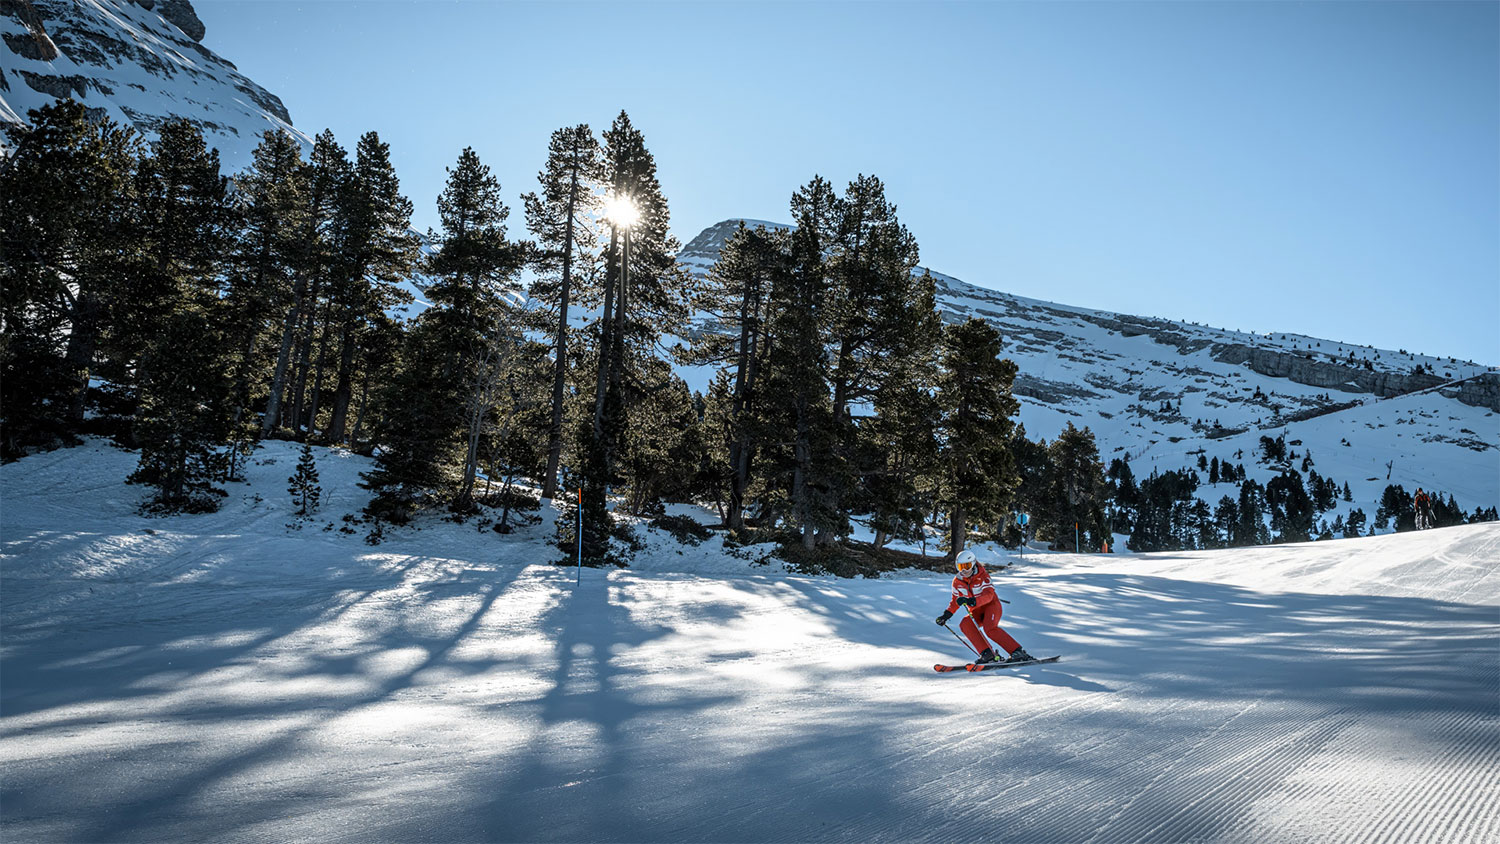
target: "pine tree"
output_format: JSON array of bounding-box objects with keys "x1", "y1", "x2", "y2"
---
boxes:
[
  {"x1": 324, "y1": 131, "x2": 419, "y2": 444},
  {"x1": 617, "y1": 364, "x2": 700, "y2": 515},
  {"x1": 1011, "y1": 429, "x2": 1053, "y2": 539},
  {"x1": 524, "y1": 124, "x2": 604, "y2": 500},
  {"x1": 1105, "y1": 457, "x2": 1139, "y2": 535},
  {"x1": 867, "y1": 379, "x2": 941, "y2": 549},
  {"x1": 0, "y1": 101, "x2": 140, "y2": 452},
  {"x1": 1213, "y1": 496, "x2": 1239, "y2": 547},
  {"x1": 1376, "y1": 484, "x2": 1413, "y2": 532},
  {"x1": 125, "y1": 119, "x2": 237, "y2": 512},
  {"x1": 935, "y1": 318, "x2": 1019, "y2": 556},
  {"x1": 288, "y1": 442, "x2": 322, "y2": 515},
  {"x1": 1040, "y1": 423, "x2": 1107, "y2": 551},
  {"x1": 227, "y1": 129, "x2": 309, "y2": 472},
  {"x1": 284, "y1": 130, "x2": 353, "y2": 439},
  {"x1": 581, "y1": 112, "x2": 690, "y2": 560},
  {"x1": 1266, "y1": 470, "x2": 1315, "y2": 542},
  {"x1": 687, "y1": 223, "x2": 791, "y2": 532},
  {"x1": 823, "y1": 175, "x2": 931, "y2": 542},
  {"x1": 362, "y1": 147, "x2": 521, "y2": 517},
  {"x1": 762, "y1": 176, "x2": 839, "y2": 549},
  {"x1": 127, "y1": 305, "x2": 233, "y2": 511}
]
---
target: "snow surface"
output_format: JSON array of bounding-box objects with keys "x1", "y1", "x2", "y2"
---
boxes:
[{"x1": 3, "y1": 440, "x2": 1498, "y2": 842}]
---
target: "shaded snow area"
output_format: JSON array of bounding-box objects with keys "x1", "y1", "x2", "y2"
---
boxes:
[{"x1": 3, "y1": 441, "x2": 1498, "y2": 843}]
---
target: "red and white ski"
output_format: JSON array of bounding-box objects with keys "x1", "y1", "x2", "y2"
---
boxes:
[{"x1": 933, "y1": 655, "x2": 1061, "y2": 673}]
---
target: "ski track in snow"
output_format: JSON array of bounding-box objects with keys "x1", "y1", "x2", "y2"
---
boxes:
[{"x1": 2, "y1": 440, "x2": 1497, "y2": 843}]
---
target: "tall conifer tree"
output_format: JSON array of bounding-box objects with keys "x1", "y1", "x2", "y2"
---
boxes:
[
  {"x1": 362, "y1": 147, "x2": 520, "y2": 518},
  {"x1": 126, "y1": 120, "x2": 237, "y2": 510},
  {"x1": 523, "y1": 124, "x2": 604, "y2": 500},
  {"x1": 324, "y1": 131, "x2": 419, "y2": 444},
  {"x1": 935, "y1": 318, "x2": 1019, "y2": 555},
  {"x1": 233, "y1": 130, "x2": 310, "y2": 445},
  {"x1": 0, "y1": 101, "x2": 140, "y2": 450},
  {"x1": 687, "y1": 223, "x2": 790, "y2": 531}
]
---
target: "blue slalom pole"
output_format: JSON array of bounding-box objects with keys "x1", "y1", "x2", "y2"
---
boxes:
[{"x1": 576, "y1": 487, "x2": 583, "y2": 586}]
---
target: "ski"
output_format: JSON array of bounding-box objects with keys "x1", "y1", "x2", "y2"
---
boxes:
[{"x1": 933, "y1": 656, "x2": 1060, "y2": 673}]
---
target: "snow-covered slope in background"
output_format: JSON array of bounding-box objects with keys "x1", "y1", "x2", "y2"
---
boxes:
[
  {"x1": 679, "y1": 219, "x2": 1500, "y2": 519},
  {"x1": 0, "y1": 0, "x2": 307, "y2": 170},
  {"x1": 2, "y1": 440, "x2": 1496, "y2": 842}
]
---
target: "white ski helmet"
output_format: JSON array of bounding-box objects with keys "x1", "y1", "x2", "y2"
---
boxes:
[{"x1": 954, "y1": 549, "x2": 978, "y2": 576}]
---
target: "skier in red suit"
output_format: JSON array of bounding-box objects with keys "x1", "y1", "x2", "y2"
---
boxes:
[{"x1": 936, "y1": 549, "x2": 1035, "y2": 664}]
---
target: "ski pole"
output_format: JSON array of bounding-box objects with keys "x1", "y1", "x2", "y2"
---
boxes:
[{"x1": 940, "y1": 618, "x2": 980, "y2": 658}]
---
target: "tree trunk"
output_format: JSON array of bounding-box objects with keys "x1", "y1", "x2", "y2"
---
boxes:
[
  {"x1": 260, "y1": 274, "x2": 306, "y2": 437},
  {"x1": 949, "y1": 504, "x2": 966, "y2": 558},
  {"x1": 794, "y1": 395, "x2": 815, "y2": 551},
  {"x1": 304, "y1": 305, "x2": 335, "y2": 441},
  {"x1": 592, "y1": 229, "x2": 619, "y2": 442},
  {"x1": 326, "y1": 318, "x2": 358, "y2": 443},
  {"x1": 287, "y1": 275, "x2": 320, "y2": 434},
  {"x1": 62, "y1": 288, "x2": 103, "y2": 429},
  {"x1": 541, "y1": 173, "x2": 581, "y2": 501},
  {"x1": 349, "y1": 369, "x2": 371, "y2": 450}
]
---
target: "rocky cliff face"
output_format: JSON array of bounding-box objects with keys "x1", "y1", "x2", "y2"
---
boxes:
[{"x1": 1, "y1": 0, "x2": 305, "y2": 171}]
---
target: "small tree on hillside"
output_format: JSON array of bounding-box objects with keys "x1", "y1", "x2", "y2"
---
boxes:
[{"x1": 288, "y1": 442, "x2": 322, "y2": 515}]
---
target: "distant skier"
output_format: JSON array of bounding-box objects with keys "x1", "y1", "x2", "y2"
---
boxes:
[
  {"x1": 936, "y1": 549, "x2": 1035, "y2": 665},
  {"x1": 1415, "y1": 488, "x2": 1434, "y2": 530}
]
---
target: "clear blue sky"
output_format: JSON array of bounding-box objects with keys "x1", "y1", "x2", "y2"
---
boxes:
[{"x1": 196, "y1": 0, "x2": 1498, "y2": 365}]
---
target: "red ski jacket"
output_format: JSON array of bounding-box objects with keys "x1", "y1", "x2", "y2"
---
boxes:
[{"x1": 947, "y1": 564, "x2": 999, "y2": 615}]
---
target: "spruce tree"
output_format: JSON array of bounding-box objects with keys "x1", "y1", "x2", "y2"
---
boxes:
[
  {"x1": 288, "y1": 442, "x2": 322, "y2": 516},
  {"x1": 1040, "y1": 423, "x2": 1108, "y2": 551},
  {"x1": 935, "y1": 318, "x2": 1019, "y2": 556},
  {"x1": 523, "y1": 124, "x2": 604, "y2": 500}
]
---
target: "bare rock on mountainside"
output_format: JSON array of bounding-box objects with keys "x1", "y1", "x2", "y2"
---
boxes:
[
  {"x1": 130, "y1": 0, "x2": 204, "y2": 43},
  {"x1": 0, "y1": 0, "x2": 305, "y2": 170}
]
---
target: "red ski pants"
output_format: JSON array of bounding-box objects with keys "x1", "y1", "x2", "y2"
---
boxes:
[{"x1": 959, "y1": 602, "x2": 1021, "y2": 655}]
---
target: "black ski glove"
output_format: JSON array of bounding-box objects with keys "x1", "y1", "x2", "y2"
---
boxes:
[
  {"x1": 956, "y1": 595, "x2": 976, "y2": 608},
  {"x1": 936, "y1": 610, "x2": 953, "y2": 626}
]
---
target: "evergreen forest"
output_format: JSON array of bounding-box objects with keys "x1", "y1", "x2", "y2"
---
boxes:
[{"x1": 3, "y1": 103, "x2": 1492, "y2": 572}]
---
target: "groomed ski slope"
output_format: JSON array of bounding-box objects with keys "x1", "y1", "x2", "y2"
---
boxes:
[{"x1": 2, "y1": 441, "x2": 1497, "y2": 843}]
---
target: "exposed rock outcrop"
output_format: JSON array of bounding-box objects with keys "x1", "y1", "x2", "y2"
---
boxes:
[
  {"x1": 131, "y1": 0, "x2": 204, "y2": 42},
  {"x1": 1, "y1": 0, "x2": 307, "y2": 169},
  {"x1": 2, "y1": 0, "x2": 58, "y2": 60},
  {"x1": 1205, "y1": 343, "x2": 1500, "y2": 410}
]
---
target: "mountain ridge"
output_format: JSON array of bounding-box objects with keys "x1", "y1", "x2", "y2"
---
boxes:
[
  {"x1": 676, "y1": 217, "x2": 1498, "y2": 517},
  {"x1": 1, "y1": 0, "x2": 306, "y2": 169}
]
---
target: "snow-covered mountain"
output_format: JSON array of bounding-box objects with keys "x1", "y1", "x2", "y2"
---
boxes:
[
  {"x1": 0, "y1": 0, "x2": 306, "y2": 169},
  {"x1": 680, "y1": 219, "x2": 1500, "y2": 518}
]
